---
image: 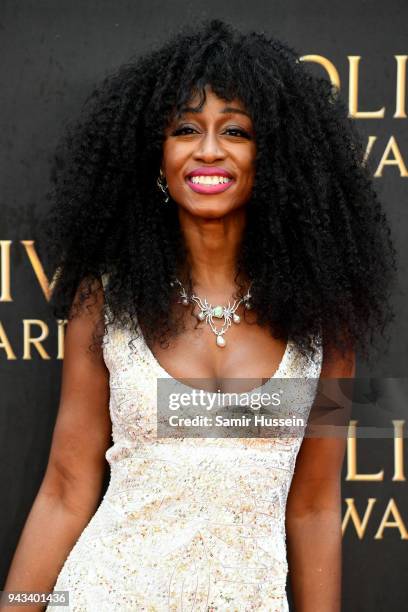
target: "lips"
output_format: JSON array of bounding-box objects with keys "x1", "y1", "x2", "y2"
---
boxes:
[
  {"x1": 186, "y1": 166, "x2": 235, "y2": 194},
  {"x1": 187, "y1": 166, "x2": 233, "y2": 178}
]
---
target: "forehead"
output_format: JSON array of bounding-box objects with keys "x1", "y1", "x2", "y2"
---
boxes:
[{"x1": 176, "y1": 88, "x2": 251, "y2": 119}]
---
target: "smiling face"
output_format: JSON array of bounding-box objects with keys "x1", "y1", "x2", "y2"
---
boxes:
[{"x1": 161, "y1": 87, "x2": 256, "y2": 219}]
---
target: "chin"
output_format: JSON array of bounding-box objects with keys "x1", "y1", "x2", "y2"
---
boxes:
[{"x1": 188, "y1": 203, "x2": 236, "y2": 219}]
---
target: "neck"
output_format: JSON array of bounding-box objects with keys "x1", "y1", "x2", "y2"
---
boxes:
[{"x1": 177, "y1": 206, "x2": 249, "y2": 293}]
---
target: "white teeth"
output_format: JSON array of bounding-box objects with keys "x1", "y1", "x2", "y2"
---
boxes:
[{"x1": 189, "y1": 175, "x2": 232, "y2": 185}]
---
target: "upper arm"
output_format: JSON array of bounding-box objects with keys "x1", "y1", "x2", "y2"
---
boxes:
[
  {"x1": 40, "y1": 278, "x2": 111, "y2": 517},
  {"x1": 286, "y1": 341, "x2": 356, "y2": 519}
]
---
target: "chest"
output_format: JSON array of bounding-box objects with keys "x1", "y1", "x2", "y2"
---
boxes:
[{"x1": 144, "y1": 309, "x2": 288, "y2": 391}]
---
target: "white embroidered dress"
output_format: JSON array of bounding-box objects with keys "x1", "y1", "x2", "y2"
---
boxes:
[{"x1": 48, "y1": 277, "x2": 323, "y2": 612}]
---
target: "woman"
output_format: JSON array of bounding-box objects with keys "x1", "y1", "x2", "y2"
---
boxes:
[{"x1": 3, "y1": 19, "x2": 396, "y2": 612}]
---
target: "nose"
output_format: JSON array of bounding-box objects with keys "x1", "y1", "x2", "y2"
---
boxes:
[{"x1": 192, "y1": 130, "x2": 227, "y2": 162}]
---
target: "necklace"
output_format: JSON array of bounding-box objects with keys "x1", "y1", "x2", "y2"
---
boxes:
[{"x1": 170, "y1": 277, "x2": 253, "y2": 347}]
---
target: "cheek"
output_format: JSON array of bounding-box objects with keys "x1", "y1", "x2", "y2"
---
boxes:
[
  {"x1": 241, "y1": 153, "x2": 256, "y2": 186},
  {"x1": 239, "y1": 145, "x2": 256, "y2": 174},
  {"x1": 162, "y1": 141, "x2": 186, "y2": 174},
  {"x1": 162, "y1": 149, "x2": 187, "y2": 199}
]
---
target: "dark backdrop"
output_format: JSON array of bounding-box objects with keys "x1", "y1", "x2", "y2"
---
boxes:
[{"x1": 1, "y1": 1, "x2": 407, "y2": 611}]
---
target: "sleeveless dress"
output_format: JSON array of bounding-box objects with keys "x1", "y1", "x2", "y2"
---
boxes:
[{"x1": 47, "y1": 277, "x2": 323, "y2": 612}]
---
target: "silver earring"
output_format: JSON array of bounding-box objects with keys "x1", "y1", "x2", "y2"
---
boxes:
[{"x1": 156, "y1": 169, "x2": 169, "y2": 203}]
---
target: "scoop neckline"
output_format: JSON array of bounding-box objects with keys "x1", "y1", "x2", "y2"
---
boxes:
[{"x1": 137, "y1": 323, "x2": 292, "y2": 396}]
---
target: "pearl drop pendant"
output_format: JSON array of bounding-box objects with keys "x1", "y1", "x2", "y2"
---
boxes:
[{"x1": 171, "y1": 276, "x2": 253, "y2": 349}]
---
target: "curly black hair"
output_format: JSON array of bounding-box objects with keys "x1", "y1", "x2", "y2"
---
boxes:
[{"x1": 43, "y1": 18, "x2": 397, "y2": 364}]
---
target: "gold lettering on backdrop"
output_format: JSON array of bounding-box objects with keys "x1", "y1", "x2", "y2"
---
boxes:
[
  {"x1": 0, "y1": 240, "x2": 12, "y2": 301},
  {"x1": 374, "y1": 136, "x2": 408, "y2": 177},
  {"x1": 300, "y1": 54, "x2": 341, "y2": 90},
  {"x1": 348, "y1": 56, "x2": 386, "y2": 118},
  {"x1": 301, "y1": 54, "x2": 408, "y2": 121},
  {"x1": 57, "y1": 319, "x2": 67, "y2": 360},
  {"x1": 363, "y1": 136, "x2": 377, "y2": 165},
  {"x1": 0, "y1": 319, "x2": 66, "y2": 359},
  {"x1": 392, "y1": 420, "x2": 405, "y2": 481},
  {"x1": 342, "y1": 498, "x2": 377, "y2": 538},
  {"x1": 0, "y1": 240, "x2": 54, "y2": 301},
  {"x1": 20, "y1": 240, "x2": 52, "y2": 301},
  {"x1": 49, "y1": 266, "x2": 63, "y2": 295},
  {"x1": 394, "y1": 55, "x2": 408, "y2": 118},
  {"x1": 0, "y1": 321, "x2": 17, "y2": 359},
  {"x1": 23, "y1": 319, "x2": 51, "y2": 360},
  {"x1": 374, "y1": 498, "x2": 408, "y2": 539},
  {"x1": 346, "y1": 421, "x2": 384, "y2": 480}
]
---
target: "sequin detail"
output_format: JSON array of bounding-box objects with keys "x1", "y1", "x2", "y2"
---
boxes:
[{"x1": 47, "y1": 275, "x2": 323, "y2": 611}]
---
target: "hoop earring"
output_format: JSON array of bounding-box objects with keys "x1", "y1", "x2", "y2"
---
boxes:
[{"x1": 156, "y1": 169, "x2": 170, "y2": 204}]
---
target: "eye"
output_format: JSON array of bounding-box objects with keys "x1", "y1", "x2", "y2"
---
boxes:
[
  {"x1": 171, "y1": 126, "x2": 198, "y2": 136},
  {"x1": 224, "y1": 127, "x2": 252, "y2": 138},
  {"x1": 171, "y1": 126, "x2": 252, "y2": 139}
]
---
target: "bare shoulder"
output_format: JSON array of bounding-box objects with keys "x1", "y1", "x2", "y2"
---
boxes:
[
  {"x1": 320, "y1": 334, "x2": 356, "y2": 379},
  {"x1": 286, "y1": 338, "x2": 355, "y2": 517},
  {"x1": 39, "y1": 277, "x2": 111, "y2": 517}
]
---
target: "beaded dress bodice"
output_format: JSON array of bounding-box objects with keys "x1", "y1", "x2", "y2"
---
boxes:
[{"x1": 48, "y1": 281, "x2": 323, "y2": 612}]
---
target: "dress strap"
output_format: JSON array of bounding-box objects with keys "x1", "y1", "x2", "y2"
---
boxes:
[{"x1": 100, "y1": 272, "x2": 112, "y2": 325}]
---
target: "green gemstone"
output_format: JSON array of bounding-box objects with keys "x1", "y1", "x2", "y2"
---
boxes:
[{"x1": 212, "y1": 305, "x2": 224, "y2": 318}]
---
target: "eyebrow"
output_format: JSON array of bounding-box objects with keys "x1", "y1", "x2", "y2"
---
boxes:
[{"x1": 179, "y1": 105, "x2": 251, "y2": 118}]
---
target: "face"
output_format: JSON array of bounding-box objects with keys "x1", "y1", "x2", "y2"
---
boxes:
[{"x1": 161, "y1": 87, "x2": 256, "y2": 219}]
